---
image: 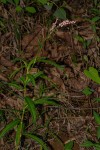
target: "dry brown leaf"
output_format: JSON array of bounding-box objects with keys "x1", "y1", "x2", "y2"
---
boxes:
[
  {"x1": 0, "y1": 96, "x2": 23, "y2": 110},
  {"x1": 0, "y1": 56, "x2": 13, "y2": 67},
  {"x1": 0, "y1": 74, "x2": 8, "y2": 82},
  {"x1": 55, "y1": 30, "x2": 72, "y2": 46},
  {"x1": 67, "y1": 73, "x2": 89, "y2": 90},
  {"x1": 21, "y1": 26, "x2": 46, "y2": 58}
]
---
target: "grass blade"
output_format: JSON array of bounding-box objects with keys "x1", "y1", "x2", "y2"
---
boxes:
[
  {"x1": 15, "y1": 122, "x2": 24, "y2": 149},
  {"x1": 93, "y1": 111, "x2": 100, "y2": 125},
  {"x1": 37, "y1": 57, "x2": 64, "y2": 70},
  {"x1": 0, "y1": 119, "x2": 20, "y2": 139},
  {"x1": 24, "y1": 133, "x2": 48, "y2": 150},
  {"x1": 34, "y1": 97, "x2": 60, "y2": 106},
  {"x1": 25, "y1": 96, "x2": 37, "y2": 124}
]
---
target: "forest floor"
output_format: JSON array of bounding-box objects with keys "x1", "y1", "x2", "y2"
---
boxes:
[{"x1": 0, "y1": 0, "x2": 100, "y2": 150}]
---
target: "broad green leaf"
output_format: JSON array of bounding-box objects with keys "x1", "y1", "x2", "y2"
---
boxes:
[
  {"x1": 97, "y1": 126, "x2": 100, "y2": 139},
  {"x1": 81, "y1": 140, "x2": 94, "y2": 147},
  {"x1": 64, "y1": 141, "x2": 74, "y2": 150},
  {"x1": 84, "y1": 67, "x2": 100, "y2": 84},
  {"x1": 37, "y1": 0, "x2": 48, "y2": 5},
  {"x1": 89, "y1": 67, "x2": 99, "y2": 76},
  {"x1": 82, "y1": 87, "x2": 93, "y2": 96},
  {"x1": 16, "y1": 6, "x2": 22, "y2": 12},
  {"x1": 15, "y1": 122, "x2": 23, "y2": 149},
  {"x1": 34, "y1": 97, "x2": 60, "y2": 106},
  {"x1": 25, "y1": 7, "x2": 36, "y2": 14},
  {"x1": 25, "y1": 97, "x2": 37, "y2": 124},
  {"x1": 53, "y1": 8, "x2": 66, "y2": 20},
  {"x1": 93, "y1": 111, "x2": 100, "y2": 125},
  {"x1": 23, "y1": 133, "x2": 48, "y2": 150},
  {"x1": 44, "y1": 3, "x2": 53, "y2": 11},
  {"x1": 0, "y1": 119, "x2": 20, "y2": 139},
  {"x1": 14, "y1": 0, "x2": 19, "y2": 5}
]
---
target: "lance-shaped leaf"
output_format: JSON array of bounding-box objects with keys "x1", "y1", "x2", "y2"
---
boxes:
[
  {"x1": 0, "y1": 119, "x2": 20, "y2": 139},
  {"x1": 25, "y1": 97, "x2": 37, "y2": 124},
  {"x1": 25, "y1": 7, "x2": 36, "y2": 14},
  {"x1": 93, "y1": 111, "x2": 100, "y2": 125},
  {"x1": 81, "y1": 140, "x2": 94, "y2": 147},
  {"x1": 23, "y1": 133, "x2": 48, "y2": 150},
  {"x1": 97, "y1": 126, "x2": 100, "y2": 139},
  {"x1": 15, "y1": 122, "x2": 24, "y2": 149},
  {"x1": 34, "y1": 97, "x2": 60, "y2": 106},
  {"x1": 37, "y1": 57, "x2": 64, "y2": 70},
  {"x1": 37, "y1": 0, "x2": 48, "y2": 5}
]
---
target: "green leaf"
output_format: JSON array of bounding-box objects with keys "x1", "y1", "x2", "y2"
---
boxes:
[
  {"x1": 44, "y1": 3, "x2": 53, "y2": 11},
  {"x1": 37, "y1": 0, "x2": 48, "y2": 5},
  {"x1": 25, "y1": 7, "x2": 36, "y2": 14},
  {"x1": 82, "y1": 87, "x2": 93, "y2": 96},
  {"x1": 34, "y1": 97, "x2": 60, "y2": 106},
  {"x1": 75, "y1": 35, "x2": 84, "y2": 43},
  {"x1": 81, "y1": 140, "x2": 94, "y2": 147},
  {"x1": 16, "y1": 6, "x2": 22, "y2": 12},
  {"x1": 95, "y1": 98, "x2": 100, "y2": 102},
  {"x1": 15, "y1": 122, "x2": 23, "y2": 149},
  {"x1": 93, "y1": 111, "x2": 100, "y2": 125},
  {"x1": 53, "y1": 8, "x2": 66, "y2": 20},
  {"x1": 37, "y1": 58, "x2": 64, "y2": 70},
  {"x1": 27, "y1": 74, "x2": 36, "y2": 86},
  {"x1": 32, "y1": 71, "x2": 44, "y2": 79},
  {"x1": 0, "y1": 119, "x2": 20, "y2": 139},
  {"x1": 27, "y1": 58, "x2": 37, "y2": 71},
  {"x1": 1, "y1": 0, "x2": 7, "y2": 4},
  {"x1": 91, "y1": 16, "x2": 100, "y2": 22},
  {"x1": 64, "y1": 141, "x2": 74, "y2": 150},
  {"x1": 94, "y1": 143, "x2": 100, "y2": 149},
  {"x1": 84, "y1": 67, "x2": 100, "y2": 84},
  {"x1": 97, "y1": 126, "x2": 100, "y2": 139},
  {"x1": 23, "y1": 133, "x2": 48, "y2": 150},
  {"x1": 25, "y1": 97, "x2": 37, "y2": 124},
  {"x1": 14, "y1": 0, "x2": 19, "y2": 5},
  {"x1": 8, "y1": 82, "x2": 23, "y2": 90}
]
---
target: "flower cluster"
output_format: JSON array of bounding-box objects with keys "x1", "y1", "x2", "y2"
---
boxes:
[
  {"x1": 58, "y1": 20, "x2": 76, "y2": 27},
  {"x1": 50, "y1": 19, "x2": 76, "y2": 33}
]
